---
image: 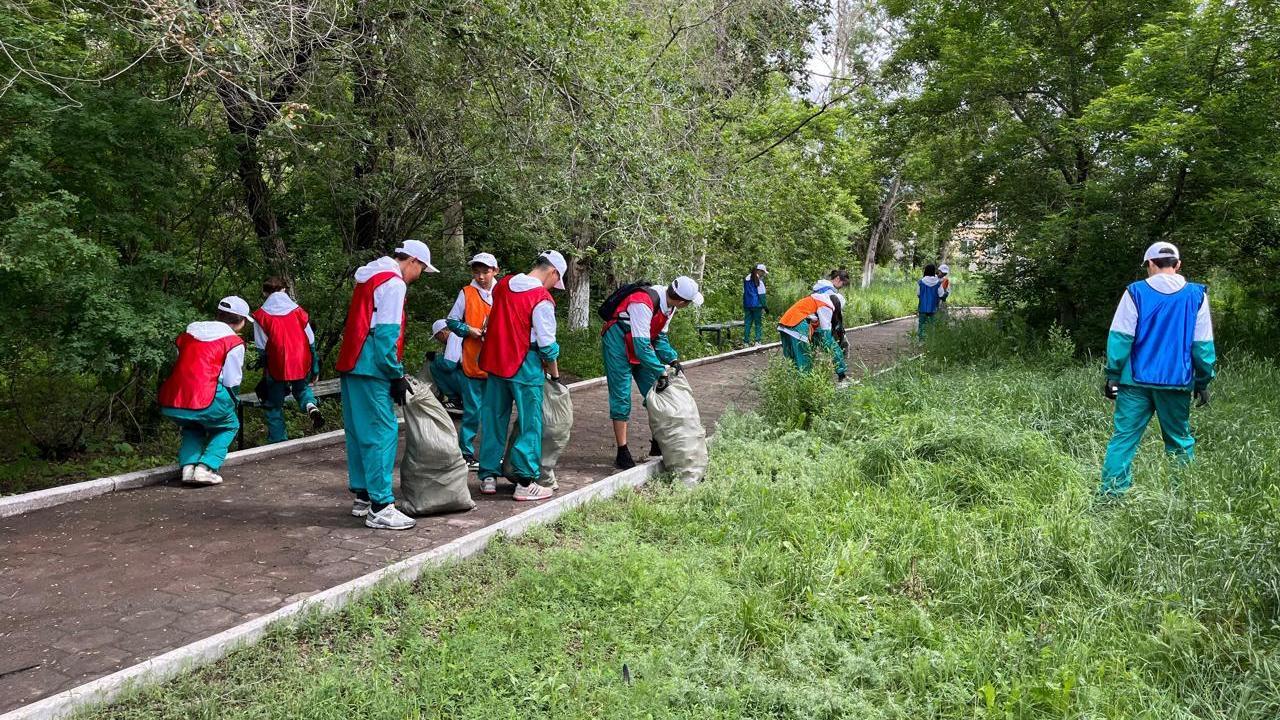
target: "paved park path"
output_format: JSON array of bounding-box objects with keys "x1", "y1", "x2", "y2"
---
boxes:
[{"x1": 0, "y1": 317, "x2": 923, "y2": 712}]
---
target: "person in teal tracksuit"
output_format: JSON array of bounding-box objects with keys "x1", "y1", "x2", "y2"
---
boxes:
[
  {"x1": 777, "y1": 270, "x2": 849, "y2": 382},
  {"x1": 428, "y1": 318, "x2": 464, "y2": 408},
  {"x1": 1100, "y1": 241, "x2": 1216, "y2": 498},
  {"x1": 743, "y1": 263, "x2": 768, "y2": 344},
  {"x1": 476, "y1": 251, "x2": 566, "y2": 500},
  {"x1": 157, "y1": 296, "x2": 254, "y2": 486},
  {"x1": 252, "y1": 277, "x2": 324, "y2": 443},
  {"x1": 336, "y1": 239, "x2": 438, "y2": 530},
  {"x1": 602, "y1": 276, "x2": 704, "y2": 469}
]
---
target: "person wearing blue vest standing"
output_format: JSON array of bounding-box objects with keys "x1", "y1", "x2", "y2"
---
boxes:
[
  {"x1": 742, "y1": 263, "x2": 768, "y2": 345},
  {"x1": 917, "y1": 264, "x2": 944, "y2": 338},
  {"x1": 1099, "y1": 242, "x2": 1216, "y2": 498}
]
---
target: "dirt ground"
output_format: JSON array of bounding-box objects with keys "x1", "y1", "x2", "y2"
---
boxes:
[{"x1": 0, "y1": 317, "x2": 917, "y2": 711}]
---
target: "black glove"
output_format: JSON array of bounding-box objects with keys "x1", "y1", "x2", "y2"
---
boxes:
[
  {"x1": 254, "y1": 377, "x2": 271, "y2": 400},
  {"x1": 837, "y1": 373, "x2": 847, "y2": 383},
  {"x1": 669, "y1": 361, "x2": 684, "y2": 376},
  {"x1": 390, "y1": 376, "x2": 413, "y2": 406},
  {"x1": 548, "y1": 375, "x2": 565, "y2": 387},
  {"x1": 655, "y1": 375, "x2": 670, "y2": 393},
  {"x1": 250, "y1": 353, "x2": 266, "y2": 370},
  {"x1": 1195, "y1": 387, "x2": 1210, "y2": 407},
  {"x1": 425, "y1": 350, "x2": 438, "y2": 362},
  {"x1": 1102, "y1": 380, "x2": 1119, "y2": 400}
]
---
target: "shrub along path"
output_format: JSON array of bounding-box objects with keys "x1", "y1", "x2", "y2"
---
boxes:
[{"x1": 0, "y1": 316, "x2": 928, "y2": 713}]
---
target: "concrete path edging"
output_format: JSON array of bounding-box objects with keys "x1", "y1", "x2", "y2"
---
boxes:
[
  {"x1": 1, "y1": 458, "x2": 667, "y2": 720},
  {"x1": 0, "y1": 314, "x2": 916, "y2": 518}
]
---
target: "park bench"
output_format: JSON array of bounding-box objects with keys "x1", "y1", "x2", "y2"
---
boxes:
[{"x1": 697, "y1": 320, "x2": 745, "y2": 347}]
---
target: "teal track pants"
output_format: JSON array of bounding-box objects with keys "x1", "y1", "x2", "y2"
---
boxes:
[
  {"x1": 917, "y1": 312, "x2": 936, "y2": 339},
  {"x1": 743, "y1": 306, "x2": 764, "y2": 343},
  {"x1": 340, "y1": 374, "x2": 398, "y2": 505},
  {"x1": 458, "y1": 374, "x2": 485, "y2": 459},
  {"x1": 260, "y1": 374, "x2": 319, "y2": 444},
  {"x1": 430, "y1": 356, "x2": 463, "y2": 405},
  {"x1": 479, "y1": 369, "x2": 544, "y2": 484},
  {"x1": 161, "y1": 386, "x2": 240, "y2": 472},
  {"x1": 1100, "y1": 385, "x2": 1195, "y2": 496},
  {"x1": 602, "y1": 325, "x2": 662, "y2": 421},
  {"x1": 780, "y1": 333, "x2": 813, "y2": 372}
]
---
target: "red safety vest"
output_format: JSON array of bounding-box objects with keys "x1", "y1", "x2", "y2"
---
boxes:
[
  {"x1": 158, "y1": 333, "x2": 244, "y2": 410},
  {"x1": 336, "y1": 271, "x2": 406, "y2": 373},
  {"x1": 601, "y1": 288, "x2": 667, "y2": 365},
  {"x1": 252, "y1": 306, "x2": 312, "y2": 381},
  {"x1": 478, "y1": 275, "x2": 553, "y2": 379}
]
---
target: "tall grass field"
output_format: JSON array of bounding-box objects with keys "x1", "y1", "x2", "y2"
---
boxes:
[{"x1": 86, "y1": 316, "x2": 1280, "y2": 719}]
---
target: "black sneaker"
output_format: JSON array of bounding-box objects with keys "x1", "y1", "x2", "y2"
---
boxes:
[
  {"x1": 614, "y1": 445, "x2": 636, "y2": 470},
  {"x1": 306, "y1": 403, "x2": 325, "y2": 430},
  {"x1": 649, "y1": 439, "x2": 662, "y2": 458}
]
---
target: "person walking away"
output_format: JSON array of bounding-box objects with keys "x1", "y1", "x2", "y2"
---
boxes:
[
  {"x1": 743, "y1": 263, "x2": 769, "y2": 345},
  {"x1": 1099, "y1": 241, "x2": 1215, "y2": 498},
  {"x1": 777, "y1": 271, "x2": 848, "y2": 382},
  {"x1": 602, "y1": 276, "x2": 704, "y2": 469},
  {"x1": 336, "y1": 239, "x2": 438, "y2": 530},
  {"x1": 157, "y1": 296, "x2": 253, "y2": 486},
  {"x1": 446, "y1": 252, "x2": 499, "y2": 469},
  {"x1": 476, "y1": 251, "x2": 566, "y2": 500},
  {"x1": 428, "y1": 318, "x2": 464, "y2": 410},
  {"x1": 937, "y1": 264, "x2": 952, "y2": 318},
  {"x1": 917, "y1": 264, "x2": 944, "y2": 338},
  {"x1": 252, "y1": 277, "x2": 323, "y2": 443}
]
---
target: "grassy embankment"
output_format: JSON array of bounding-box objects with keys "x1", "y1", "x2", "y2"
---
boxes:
[{"x1": 88, "y1": 316, "x2": 1280, "y2": 719}]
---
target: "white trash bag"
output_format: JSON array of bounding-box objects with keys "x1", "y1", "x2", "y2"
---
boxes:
[
  {"x1": 646, "y1": 373, "x2": 708, "y2": 486},
  {"x1": 398, "y1": 376, "x2": 475, "y2": 515},
  {"x1": 503, "y1": 379, "x2": 574, "y2": 485}
]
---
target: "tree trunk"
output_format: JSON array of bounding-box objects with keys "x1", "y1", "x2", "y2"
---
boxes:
[
  {"x1": 566, "y1": 222, "x2": 593, "y2": 330},
  {"x1": 861, "y1": 173, "x2": 902, "y2": 289},
  {"x1": 442, "y1": 195, "x2": 465, "y2": 253}
]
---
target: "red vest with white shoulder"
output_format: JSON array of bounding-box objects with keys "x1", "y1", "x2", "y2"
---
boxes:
[
  {"x1": 602, "y1": 288, "x2": 666, "y2": 365},
  {"x1": 336, "y1": 271, "x2": 406, "y2": 374},
  {"x1": 252, "y1": 305, "x2": 312, "y2": 381},
  {"x1": 158, "y1": 332, "x2": 244, "y2": 410},
  {"x1": 478, "y1": 275, "x2": 553, "y2": 379}
]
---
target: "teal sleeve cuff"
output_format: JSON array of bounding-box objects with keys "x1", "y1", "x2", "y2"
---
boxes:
[
  {"x1": 654, "y1": 333, "x2": 679, "y2": 364},
  {"x1": 1105, "y1": 330, "x2": 1134, "y2": 382},
  {"x1": 631, "y1": 338, "x2": 666, "y2": 374},
  {"x1": 370, "y1": 324, "x2": 406, "y2": 379},
  {"x1": 1192, "y1": 340, "x2": 1216, "y2": 389},
  {"x1": 446, "y1": 318, "x2": 471, "y2": 338},
  {"x1": 536, "y1": 341, "x2": 561, "y2": 362}
]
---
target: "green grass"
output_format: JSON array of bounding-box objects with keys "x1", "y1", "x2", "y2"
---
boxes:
[{"x1": 86, "y1": 317, "x2": 1280, "y2": 719}]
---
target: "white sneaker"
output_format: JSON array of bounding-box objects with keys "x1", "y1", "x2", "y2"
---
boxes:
[
  {"x1": 365, "y1": 503, "x2": 417, "y2": 530},
  {"x1": 351, "y1": 498, "x2": 371, "y2": 517},
  {"x1": 514, "y1": 483, "x2": 554, "y2": 502},
  {"x1": 479, "y1": 478, "x2": 497, "y2": 495},
  {"x1": 190, "y1": 465, "x2": 222, "y2": 485},
  {"x1": 181, "y1": 464, "x2": 196, "y2": 483}
]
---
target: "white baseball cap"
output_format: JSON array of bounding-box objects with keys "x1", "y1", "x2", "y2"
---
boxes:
[
  {"x1": 670, "y1": 276, "x2": 704, "y2": 307},
  {"x1": 469, "y1": 252, "x2": 499, "y2": 269},
  {"x1": 394, "y1": 239, "x2": 440, "y2": 272},
  {"x1": 1143, "y1": 241, "x2": 1180, "y2": 263},
  {"x1": 538, "y1": 250, "x2": 568, "y2": 289},
  {"x1": 218, "y1": 295, "x2": 254, "y2": 323},
  {"x1": 431, "y1": 319, "x2": 449, "y2": 335},
  {"x1": 755, "y1": 263, "x2": 769, "y2": 274},
  {"x1": 938, "y1": 264, "x2": 950, "y2": 274}
]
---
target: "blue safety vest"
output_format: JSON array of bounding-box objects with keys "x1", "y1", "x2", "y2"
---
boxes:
[{"x1": 1128, "y1": 280, "x2": 1205, "y2": 387}]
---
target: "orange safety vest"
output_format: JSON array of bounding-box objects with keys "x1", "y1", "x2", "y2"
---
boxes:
[
  {"x1": 459, "y1": 284, "x2": 492, "y2": 379},
  {"x1": 778, "y1": 295, "x2": 831, "y2": 335}
]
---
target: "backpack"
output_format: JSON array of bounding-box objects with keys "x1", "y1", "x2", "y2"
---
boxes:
[{"x1": 597, "y1": 280, "x2": 653, "y2": 322}]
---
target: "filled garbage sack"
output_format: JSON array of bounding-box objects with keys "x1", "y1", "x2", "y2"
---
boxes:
[
  {"x1": 646, "y1": 373, "x2": 708, "y2": 486},
  {"x1": 398, "y1": 375, "x2": 475, "y2": 515},
  {"x1": 503, "y1": 379, "x2": 574, "y2": 484}
]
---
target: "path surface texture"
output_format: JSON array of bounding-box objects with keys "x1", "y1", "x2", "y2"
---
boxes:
[{"x1": 0, "y1": 317, "x2": 920, "y2": 711}]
